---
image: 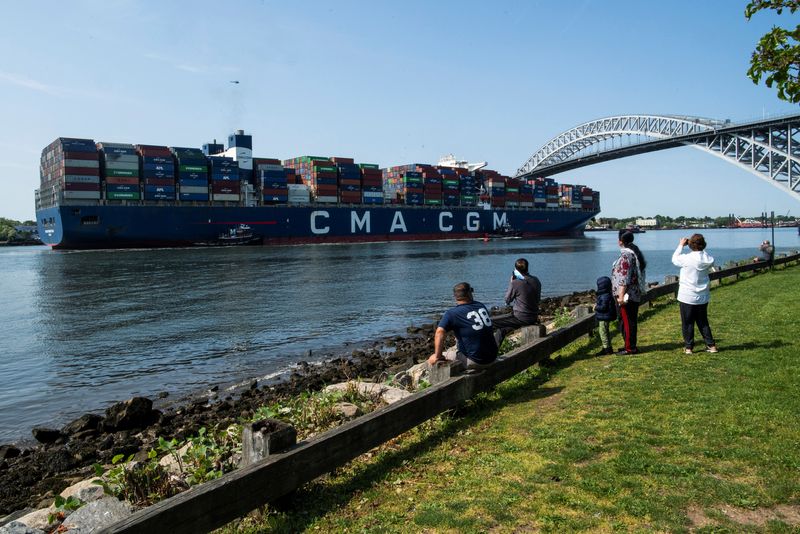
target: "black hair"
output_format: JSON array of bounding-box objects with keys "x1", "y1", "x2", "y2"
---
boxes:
[
  {"x1": 453, "y1": 282, "x2": 474, "y2": 301},
  {"x1": 514, "y1": 258, "x2": 529, "y2": 275},
  {"x1": 619, "y1": 231, "x2": 647, "y2": 271}
]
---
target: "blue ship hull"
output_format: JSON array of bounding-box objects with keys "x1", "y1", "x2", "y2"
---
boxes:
[{"x1": 36, "y1": 204, "x2": 598, "y2": 249}]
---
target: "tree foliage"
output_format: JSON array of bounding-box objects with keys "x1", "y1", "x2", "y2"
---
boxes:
[{"x1": 745, "y1": 0, "x2": 800, "y2": 103}]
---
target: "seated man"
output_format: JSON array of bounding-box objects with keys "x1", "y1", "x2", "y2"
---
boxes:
[
  {"x1": 755, "y1": 240, "x2": 775, "y2": 266},
  {"x1": 428, "y1": 282, "x2": 498, "y2": 369},
  {"x1": 492, "y1": 258, "x2": 542, "y2": 346}
]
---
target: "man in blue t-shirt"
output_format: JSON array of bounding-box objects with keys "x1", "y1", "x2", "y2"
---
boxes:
[{"x1": 427, "y1": 282, "x2": 498, "y2": 369}]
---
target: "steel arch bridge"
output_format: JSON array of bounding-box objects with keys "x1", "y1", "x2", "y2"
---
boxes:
[{"x1": 515, "y1": 113, "x2": 800, "y2": 202}]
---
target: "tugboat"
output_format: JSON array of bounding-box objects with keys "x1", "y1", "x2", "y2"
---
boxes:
[
  {"x1": 195, "y1": 224, "x2": 263, "y2": 246},
  {"x1": 483, "y1": 223, "x2": 524, "y2": 240}
]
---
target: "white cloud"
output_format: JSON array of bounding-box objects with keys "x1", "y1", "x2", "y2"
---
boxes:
[{"x1": 0, "y1": 71, "x2": 60, "y2": 95}]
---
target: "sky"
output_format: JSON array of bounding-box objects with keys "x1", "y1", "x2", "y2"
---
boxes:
[{"x1": 0, "y1": 0, "x2": 798, "y2": 222}]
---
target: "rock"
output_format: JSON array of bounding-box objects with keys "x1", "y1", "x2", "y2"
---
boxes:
[
  {"x1": 61, "y1": 497, "x2": 132, "y2": 532},
  {"x1": 59, "y1": 479, "x2": 105, "y2": 504},
  {"x1": 381, "y1": 387, "x2": 412, "y2": 404},
  {"x1": 407, "y1": 362, "x2": 430, "y2": 388},
  {"x1": 157, "y1": 391, "x2": 169, "y2": 399},
  {"x1": 324, "y1": 381, "x2": 385, "y2": 399},
  {"x1": 0, "y1": 446, "x2": 20, "y2": 461},
  {"x1": 334, "y1": 403, "x2": 360, "y2": 418},
  {"x1": 0, "y1": 520, "x2": 44, "y2": 534},
  {"x1": 158, "y1": 443, "x2": 191, "y2": 475},
  {"x1": 392, "y1": 371, "x2": 412, "y2": 388},
  {"x1": 103, "y1": 397, "x2": 154, "y2": 432},
  {"x1": 61, "y1": 415, "x2": 102, "y2": 436},
  {"x1": 13, "y1": 508, "x2": 51, "y2": 531},
  {"x1": 31, "y1": 428, "x2": 61, "y2": 445}
]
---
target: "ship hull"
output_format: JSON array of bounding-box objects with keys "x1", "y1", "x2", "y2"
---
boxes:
[{"x1": 36, "y1": 204, "x2": 598, "y2": 249}]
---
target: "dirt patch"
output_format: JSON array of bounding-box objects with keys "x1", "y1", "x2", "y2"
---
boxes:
[
  {"x1": 688, "y1": 504, "x2": 800, "y2": 529},
  {"x1": 686, "y1": 506, "x2": 715, "y2": 529},
  {"x1": 718, "y1": 504, "x2": 800, "y2": 526}
]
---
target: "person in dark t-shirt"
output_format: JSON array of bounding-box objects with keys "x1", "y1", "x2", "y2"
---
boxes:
[
  {"x1": 492, "y1": 258, "x2": 542, "y2": 346},
  {"x1": 427, "y1": 282, "x2": 498, "y2": 369}
]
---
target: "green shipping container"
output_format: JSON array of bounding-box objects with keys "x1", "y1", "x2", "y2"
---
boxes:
[
  {"x1": 358, "y1": 163, "x2": 379, "y2": 169},
  {"x1": 106, "y1": 192, "x2": 140, "y2": 200},
  {"x1": 424, "y1": 199, "x2": 442, "y2": 205},
  {"x1": 180, "y1": 165, "x2": 207, "y2": 172},
  {"x1": 314, "y1": 166, "x2": 337, "y2": 173},
  {"x1": 443, "y1": 179, "x2": 459, "y2": 186},
  {"x1": 106, "y1": 169, "x2": 138, "y2": 177}
]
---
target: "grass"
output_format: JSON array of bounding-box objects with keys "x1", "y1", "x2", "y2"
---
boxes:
[{"x1": 222, "y1": 265, "x2": 800, "y2": 533}]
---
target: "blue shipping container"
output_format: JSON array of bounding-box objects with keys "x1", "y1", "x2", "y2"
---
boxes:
[
  {"x1": 143, "y1": 163, "x2": 175, "y2": 172},
  {"x1": 178, "y1": 178, "x2": 208, "y2": 187},
  {"x1": 179, "y1": 192, "x2": 209, "y2": 201},
  {"x1": 145, "y1": 185, "x2": 176, "y2": 194}
]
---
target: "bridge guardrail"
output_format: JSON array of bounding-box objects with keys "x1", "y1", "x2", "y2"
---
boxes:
[{"x1": 102, "y1": 251, "x2": 800, "y2": 534}]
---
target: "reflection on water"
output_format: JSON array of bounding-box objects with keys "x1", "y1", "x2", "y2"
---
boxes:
[{"x1": 0, "y1": 227, "x2": 797, "y2": 442}]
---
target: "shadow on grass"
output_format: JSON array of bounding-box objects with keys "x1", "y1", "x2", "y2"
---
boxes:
[{"x1": 253, "y1": 375, "x2": 564, "y2": 532}]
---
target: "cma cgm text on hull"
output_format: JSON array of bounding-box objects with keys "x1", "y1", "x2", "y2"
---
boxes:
[{"x1": 35, "y1": 131, "x2": 600, "y2": 249}]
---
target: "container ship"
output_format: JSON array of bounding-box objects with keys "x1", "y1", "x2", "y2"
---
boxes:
[{"x1": 34, "y1": 131, "x2": 600, "y2": 249}]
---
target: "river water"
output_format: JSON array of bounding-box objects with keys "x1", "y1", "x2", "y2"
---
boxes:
[{"x1": 1, "y1": 227, "x2": 797, "y2": 443}]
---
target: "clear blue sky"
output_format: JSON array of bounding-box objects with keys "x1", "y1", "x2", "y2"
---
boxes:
[{"x1": 1, "y1": 0, "x2": 798, "y2": 221}]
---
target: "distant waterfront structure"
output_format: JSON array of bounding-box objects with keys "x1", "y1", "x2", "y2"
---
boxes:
[{"x1": 636, "y1": 218, "x2": 658, "y2": 228}]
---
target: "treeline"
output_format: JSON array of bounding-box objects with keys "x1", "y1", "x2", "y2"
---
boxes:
[
  {"x1": 594, "y1": 214, "x2": 797, "y2": 230},
  {"x1": 0, "y1": 217, "x2": 38, "y2": 242}
]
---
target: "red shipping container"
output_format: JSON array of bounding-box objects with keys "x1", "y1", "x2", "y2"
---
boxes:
[
  {"x1": 315, "y1": 185, "x2": 338, "y2": 195},
  {"x1": 63, "y1": 151, "x2": 99, "y2": 161},
  {"x1": 331, "y1": 157, "x2": 354, "y2": 164},
  {"x1": 108, "y1": 177, "x2": 142, "y2": 185},
  {"x1": 253, "y1": 157, "x2": 281, "y2": 165},
  {"x1": 261, "y1": 188, "x2": 287, "y2": 196},
  {"x1": 212, "y1": 182, "x2": 241, "y2": 194},
  {"x1": 339, "y1": 178, "x2": 360, "y2": 186},
  {"x1": 312, "y1": 171, "x2": 337, "y2": 179},
  {"x1": 144, "y1": 178, "x2": 174, "y2": 186},
  {"x1": 64, "y1": 166, "x2": 100, "y2": 176},
  {"x1": 64, "y1": 182, "x2": 101, "y2": 191}
]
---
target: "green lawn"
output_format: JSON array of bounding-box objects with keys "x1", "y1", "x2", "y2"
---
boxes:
[{"x1": 226, "y1": 266, "x2": 800, "y2": 533}]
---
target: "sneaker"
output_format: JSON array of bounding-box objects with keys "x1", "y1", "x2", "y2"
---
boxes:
[
  {"x1": 684, "y1": 348, "x2": 693, "y2": 355},
  {"x1": 616, "y1": 348, "x2": 638, "y2": 355},
  {"x1": 707, "y1": 346, "x2": 719, "y2": 353}
]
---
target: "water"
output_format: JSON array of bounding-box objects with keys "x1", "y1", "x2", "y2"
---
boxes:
[{"x1": 1, "y1": 227, "x2": 797, "y2": 443}]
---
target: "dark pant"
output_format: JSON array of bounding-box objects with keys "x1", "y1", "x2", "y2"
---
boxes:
[
  {"x1": 617, "y1": 301, "x2": 640, "y2": 352},
  {"x1": 492, "y1": 313, "x2": 537, "y2": 347},
  {"x1": 679, "y1": 302, "x2": 715, "y2": 349}
]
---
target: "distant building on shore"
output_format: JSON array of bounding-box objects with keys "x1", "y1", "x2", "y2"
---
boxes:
[{"x1": 636, "y1": 218, "x2": 658, "y2": 228}]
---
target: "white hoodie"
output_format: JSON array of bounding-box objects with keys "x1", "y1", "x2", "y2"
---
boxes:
[{"x1": 671, "y1": 243, "x2": 715, "y2": 305}]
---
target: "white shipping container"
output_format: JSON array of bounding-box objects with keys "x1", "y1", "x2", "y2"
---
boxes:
[
  {"x1": 257, "y1": 164, "x2": 284, "y2": 171},
  {"x1": 287, "y1": 183, "x2": 309, "y2": 191},
  {"x1": 64, "y1": 159, "x2": 100, "y2": 169},
  {"x1": 64, "y1": 175, "x2": 100, "y2": 184},
  {"x1": 288, "y1": 194, "x2": 310, "y2": 203},
  {"x1": 105, "y1": 161, "x2": 139, "y2": 171},
  {"x1": 212, "y1": 194, "x2": 240, "y2": 202},
  {"x1": 180, "y1": 186, "x2": 208, "y2": 194},
  {"x1": 316, "y1": 195, "x2": 338, "y2": 203},
  {"x1": 362, "y1": 191, "x2": 383, "y2": 198},
  {"x1": 520, "y1": 202, "x2": 534, "y2": 207},
  {"x1": 63, "y1": 190, "x2": 102, "y2": 199}
]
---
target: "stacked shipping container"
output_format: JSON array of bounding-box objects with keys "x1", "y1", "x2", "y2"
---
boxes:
[
  {"x1": 172, "y1": 147, "x2": 209, "y2": 202},
  {"x1": 39, "y1": 138, "x2": 102, "y2": 204},
  {"x1": 97, "y1": 142, "x2": 142, "y2": 201},
  {"x1": 360, "y1": 164, "x2": 383, "y2": 205},
  {"x1": 208, "y1": 156, "x2": 240, "y2": 202},
  {"x1": 136, "y1": 144, "x2": 176, "y2": 201}
]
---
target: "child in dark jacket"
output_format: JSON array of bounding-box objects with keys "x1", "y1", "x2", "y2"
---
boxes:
[{"x1": 595, "y1": 276, "x2": 617, "y2": 355}]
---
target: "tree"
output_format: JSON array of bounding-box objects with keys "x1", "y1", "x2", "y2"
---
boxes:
[{"x1": 745, "y1": 0, "x2": 800, "y2": 103}]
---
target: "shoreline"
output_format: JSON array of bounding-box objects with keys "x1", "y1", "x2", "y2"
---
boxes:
[{"x1": 0, "y1": 290, "x2": 594, "y2": 516}]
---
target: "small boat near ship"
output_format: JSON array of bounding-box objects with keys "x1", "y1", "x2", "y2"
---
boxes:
[
  {"x1": 483, "y1": 223, "x2": 524, "y2": 240},
  {"x1": 195, "y1": 224, "x2": 263, "y2": 246}
]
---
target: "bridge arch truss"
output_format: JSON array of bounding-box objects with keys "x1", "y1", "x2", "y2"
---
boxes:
[{"x1": 515, "y1": 114, "x2": 800, "y2": 202}]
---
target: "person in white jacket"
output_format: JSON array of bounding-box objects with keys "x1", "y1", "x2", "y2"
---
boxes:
[{"x1": 671, "y1": 234, "x2": 718, "y2": 354}]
